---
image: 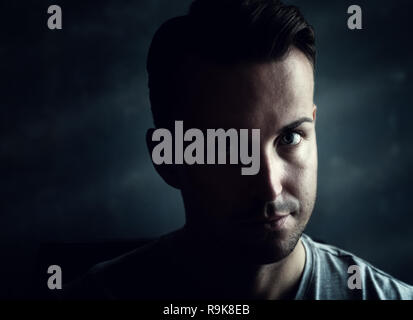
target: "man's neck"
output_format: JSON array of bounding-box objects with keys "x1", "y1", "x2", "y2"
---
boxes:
[
  {"x1": 172, "y1": 226, "x2": 306, "y2": 300},
  {"x1": 252, "y1": 239, "x2": 305, "y2": 299}
]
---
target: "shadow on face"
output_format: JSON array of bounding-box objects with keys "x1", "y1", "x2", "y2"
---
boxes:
[{"x1": 150, "y1": 47, "x2": 318, "y2": 263}]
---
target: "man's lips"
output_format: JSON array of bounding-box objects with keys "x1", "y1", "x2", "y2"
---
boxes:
[{"x1": 239, "y1": 213, "x2": 291, "y2": 225}]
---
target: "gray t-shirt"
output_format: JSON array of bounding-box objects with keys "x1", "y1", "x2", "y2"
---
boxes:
[
  {"x1": 296, "y1": 234, "x2": 413, "y2": 299},
  {"x1": 63, "y1": 232, "x2": 413, "y2": 300}
]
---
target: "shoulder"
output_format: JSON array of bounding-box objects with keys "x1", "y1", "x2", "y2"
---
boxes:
[
  {"x1": 300, "y1": 234, "x2": 413, "y2": 300},
  {"x1": 62, "y1": 231, "x2": 183, "y2": 300}
]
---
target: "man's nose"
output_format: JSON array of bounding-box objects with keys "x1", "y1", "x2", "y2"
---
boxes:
[{"x1": 253, "y1": 145, "x2": 284, "y2": 202}]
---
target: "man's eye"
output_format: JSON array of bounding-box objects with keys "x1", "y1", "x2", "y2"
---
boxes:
[{"x1": 279, "y1": 132, "x2": 302, "y2": 146}]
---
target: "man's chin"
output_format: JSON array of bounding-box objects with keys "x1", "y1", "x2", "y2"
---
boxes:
[
  {"x1": 181, "y1": 220, "x2": 305, "y2": 264},
  {"x1": 225, "y1": 213, "x2": 309, "y2": 263},
  {"x1": 220, "y1": 226, "x2": 305, "y2": 264}
]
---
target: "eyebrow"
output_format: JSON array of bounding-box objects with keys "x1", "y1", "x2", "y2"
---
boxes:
[{"x1": 278, "y1": 117, "x2": 313, "y2": 134}]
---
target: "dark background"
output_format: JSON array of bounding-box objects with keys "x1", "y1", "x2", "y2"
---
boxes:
[{"x1": 1, "y1": 0, "x2": 412, "y2": 299}]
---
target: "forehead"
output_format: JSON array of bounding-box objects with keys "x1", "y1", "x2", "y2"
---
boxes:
[{"x1": 180, "y1": 48, "x2": 315, "y2": 131}]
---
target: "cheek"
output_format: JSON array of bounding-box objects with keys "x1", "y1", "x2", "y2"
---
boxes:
[
  {"x1": 184, "y1": 165, "x2": 244, "y2": 203},
  {"x1": 283, "y1": 140, "x2": 318, "y2": 201},
  {"x1": 183, "y1": 166, "x2": 250, "y2": 224}
]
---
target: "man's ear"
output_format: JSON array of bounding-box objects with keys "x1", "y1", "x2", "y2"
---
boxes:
[
  {"x1": 312, "y1": 104, "x2": 317, "y2": 122},
  {"x1": 146, "y1": 128, "x2": 184, "y2": 189}
]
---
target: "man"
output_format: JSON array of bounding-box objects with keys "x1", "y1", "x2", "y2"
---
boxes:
[{"x1": 64, "y1": 0, "x2": 413, "y2": 299}]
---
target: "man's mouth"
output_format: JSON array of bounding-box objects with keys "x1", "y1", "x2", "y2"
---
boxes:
[
  {"x1": 265, "y1": 215, "x2": 290, "y2": 230},
  {"x1": 238, "y1": 213, "x2": 292, "y2": 231}
]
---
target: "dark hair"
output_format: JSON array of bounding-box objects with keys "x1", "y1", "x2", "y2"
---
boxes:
[{"x1": 147, "y1": 0, "x2": 316, "y2": 128}]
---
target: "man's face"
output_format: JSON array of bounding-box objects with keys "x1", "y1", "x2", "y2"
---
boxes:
[{"x1": 178, "y1": 48, "x2": 317, "y2": 264}]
